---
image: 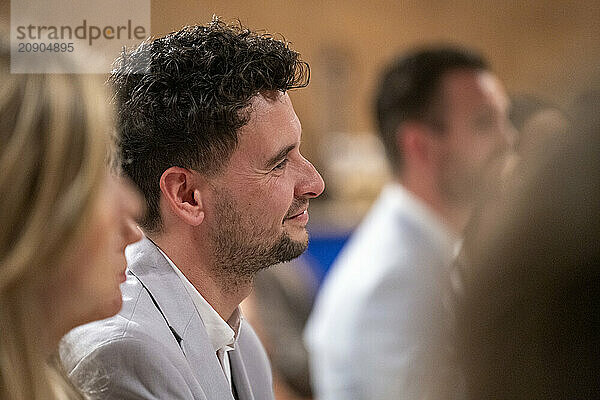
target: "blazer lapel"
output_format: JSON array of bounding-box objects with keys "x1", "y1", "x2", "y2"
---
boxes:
[
  {"x1": 181, "y1": 312, "x2": 235, "y2": 400},
  {"x1": 230, "y1": 345, "x2": 255, "y2": 400},
  {"x1": 126, "y1": 237, "x2": 234, "y2": 399}
]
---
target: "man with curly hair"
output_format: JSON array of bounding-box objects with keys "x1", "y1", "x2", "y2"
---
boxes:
[{"x1": 60, "y1": 19, "x2": 324, "y2": 400}]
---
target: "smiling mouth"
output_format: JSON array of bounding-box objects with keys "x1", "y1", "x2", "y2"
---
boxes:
[
  {"x1": 293, "y1": 210, "x2": 307, "y2": 218},
  {"x1": 283, "y1": 199, "x2": 310, "y2": 222},
  {"x1": 285, "y1": 209, "x2": 307, "y2": 219}
]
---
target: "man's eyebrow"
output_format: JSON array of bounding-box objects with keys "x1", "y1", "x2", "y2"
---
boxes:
[{"x1": 265, "y1": 143, "x2": 297, "y2": 168}]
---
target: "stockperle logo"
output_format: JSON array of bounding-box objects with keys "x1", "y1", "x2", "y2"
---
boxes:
[{"x1": 11, "y1": 0, "x2": 150, "y2": 73}]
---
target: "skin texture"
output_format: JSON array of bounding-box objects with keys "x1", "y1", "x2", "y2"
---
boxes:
[
  {"x1": 206, "y1": 91, "x2": 323, "y2": 257},
  {"x1": 44, "y1": 175, "x2": 143, "y2": 347},
  {"x1": 154, "y1": 91, "x2": 324, "y2": 320}
]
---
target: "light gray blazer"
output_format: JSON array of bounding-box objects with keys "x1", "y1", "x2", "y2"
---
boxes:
[{"x1": 60, "y1": 237, "x2": 274, "y2": 400}]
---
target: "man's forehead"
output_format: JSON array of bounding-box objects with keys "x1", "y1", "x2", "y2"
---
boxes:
[
  {"x1": 232, "y1": 91, "x2": 301, "y2": 161},
  {"x1": 248, "y1": 91, "x2": 293, "y2": 115},
  {"x1": 442, "y1": 69, "x2": 509, "y2": 112},
  {"x1": 238, "y1": 91, "x2": 299, "y2": 133},
  {"x1": 476, "y1": 71, "x2": 510, "y2": 109}
]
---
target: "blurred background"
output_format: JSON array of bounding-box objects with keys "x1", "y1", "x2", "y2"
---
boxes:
[{"x1": 3, "y1": 0, "x2": 597, "y2": 277}]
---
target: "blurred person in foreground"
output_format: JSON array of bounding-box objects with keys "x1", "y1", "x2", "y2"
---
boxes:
[
  {"x1": 509, "y1": 94, "x2": 568, "y2": 156},
  {"x1": 60, "y1": 19, "x2": 324, "y2": 400},
  {"x1": 454, "y1": 95, "x2": 599, "y2": 399},
  {"x1": 305, "y1": 46, "x2": 514, "y2": 400},
  {"x1": 0, "y1": 41, "x2": 143, "y2": 399}
]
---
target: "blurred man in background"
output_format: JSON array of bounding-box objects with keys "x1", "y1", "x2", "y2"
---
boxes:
[{"x1": 305, "y1": 46, "x2": 515, "y2": 400}]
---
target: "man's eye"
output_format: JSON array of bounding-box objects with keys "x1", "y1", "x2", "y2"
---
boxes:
[{"x1": 273, "y1": 158, "x2": 289, "y2": 171}]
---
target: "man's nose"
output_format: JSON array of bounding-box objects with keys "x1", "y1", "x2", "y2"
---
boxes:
[{"x1": 295, "y1": 157, "x2": 325, "y2": 199}]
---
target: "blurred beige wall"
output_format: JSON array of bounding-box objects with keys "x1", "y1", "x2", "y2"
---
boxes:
[
  {"x1": 150, "y1": 0, "x2": 600, "y2": 163},
  {"x1": 2, "y1": 0, "x2": 597, "y2": 178}
]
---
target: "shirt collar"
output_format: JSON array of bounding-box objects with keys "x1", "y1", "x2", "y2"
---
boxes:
[
  {"x1": 155, "y1": 246, "x2": 240, "y2": 352},
  {"x1": 384, "y1": 182, "x2": 459, "y2": 262}
]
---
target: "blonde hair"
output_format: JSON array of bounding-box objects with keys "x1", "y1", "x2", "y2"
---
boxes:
[{"x1": 0, "y1": 41, "x2": 110, "y2": 399}]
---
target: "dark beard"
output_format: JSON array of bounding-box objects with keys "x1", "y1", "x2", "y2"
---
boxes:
[{"x1": 209, "y1": 192, "x2": 308, "y2": 292}]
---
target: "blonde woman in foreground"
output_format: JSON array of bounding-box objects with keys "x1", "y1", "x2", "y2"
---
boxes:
[{"x1": 0, "y1": 41, "x2": 143, "y2": 399}]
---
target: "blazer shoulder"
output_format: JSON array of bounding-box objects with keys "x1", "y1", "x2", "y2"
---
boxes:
[
  {"x1": 67, "y1": 336, "x2": 204, "y2": 400},
  {"x1": 60, "y1": 274, "x2": 180, "y2": 374}
]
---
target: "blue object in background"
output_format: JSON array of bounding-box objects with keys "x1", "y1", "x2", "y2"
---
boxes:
[{"x1": 302, "y1": 232, "x2": 351, "y2": 286}]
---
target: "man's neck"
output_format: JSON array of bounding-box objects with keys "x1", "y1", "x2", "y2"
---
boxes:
[
  {"x1": 149, "y1": 233, "x2": 251, "y2": 321},
  {"x1": 396, "y1": 175, "x2": 470, "y2": 236}
]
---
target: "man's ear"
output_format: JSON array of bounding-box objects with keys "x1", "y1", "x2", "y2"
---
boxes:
[
  {"x1": 159, "y1": 167, "x2": 205, "y2": 226},
  {"x1": 399, "y1": 122, "x2": 439, "y2": 168}
]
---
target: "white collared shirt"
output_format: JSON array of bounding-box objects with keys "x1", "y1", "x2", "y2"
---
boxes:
[
  {"x1": 156, "y1": 246, "x2": 240, "y2": 388},
  {"x1": 305, "y1": 183, "x2": 462, "y2": 400}
]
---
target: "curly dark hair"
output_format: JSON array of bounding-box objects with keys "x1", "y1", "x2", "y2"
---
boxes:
[
  {"x1": 374, "y1": 46, "x2": 488, "y2": 174},
  {"x1": 110, "y1": 18, "x2": 310, "y2": 233}
]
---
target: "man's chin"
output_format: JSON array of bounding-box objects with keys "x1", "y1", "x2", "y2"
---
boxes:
[
  {"x1": 276, "y1": 232, "x2": 309, "y2": 263},
  {"x1": 287, "y1": 226, "x2": 309, "y2": 242}
]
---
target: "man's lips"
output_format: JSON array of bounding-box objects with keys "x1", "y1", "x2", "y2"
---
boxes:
[
  {"x1": 284, "y1": 204, "x2": 308, "y2": 219},
  {"x1": 285, "y1": 208, "x2": 308, "y2": 220},
  {"x1": 284, "y1": 209, "x2": 309, "y2": 225},
  {"x1": 284, "y1": 199, "x2": 310, "y2": 222}
]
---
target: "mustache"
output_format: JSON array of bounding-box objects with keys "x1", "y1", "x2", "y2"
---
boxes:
[{"x1": 284, "y1": 199, "x2": 309, "y2": 219}]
